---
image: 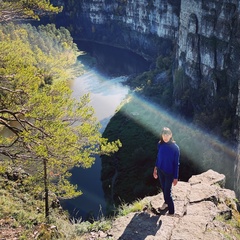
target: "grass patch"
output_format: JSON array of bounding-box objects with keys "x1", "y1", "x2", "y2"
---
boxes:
[
  {"x1": 0, "y1": 187, "x2": 45, "y2": 229},
  {"x1": 117, "y1": 199, "x2": 146, "y2": 216},
  {"x1": 213, "y1": 209, "x2": 240, "y2": 239}
]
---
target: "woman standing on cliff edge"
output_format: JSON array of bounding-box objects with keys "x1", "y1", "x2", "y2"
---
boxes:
[{"x1": 153, "y1": 127, "x2": 180, "y2": 215}]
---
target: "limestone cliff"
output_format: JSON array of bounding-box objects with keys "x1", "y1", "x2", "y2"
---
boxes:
[
  {"x1": 57, "y1": 0, "x2": 239, "y2": 80},
  {"x1": 53, "y1": 0, "x2": 180, "y2": 59},
  {"x1": 53, "y1": 0, "x2": 239, "y2": 116},
  {"x1": 176, "y1": 0, "x2": 240, "y2": 199},
  {"x1": 176, "y1": 0, "x2": 239, "y2": 113}
]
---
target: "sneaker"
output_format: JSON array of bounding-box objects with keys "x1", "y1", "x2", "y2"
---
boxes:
[
  {"x1": 159, "y1": 203, "x2": 168, "y2": 210},
  {"x1": 166, "y1": 212, "x2": 180, "y2": 217}
]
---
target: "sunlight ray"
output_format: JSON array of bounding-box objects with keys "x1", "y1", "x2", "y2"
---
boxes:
[
  {"x1": 71, "y1": 70, "x2": 129, "y2": 121},
  {"x1": 120, "y1": 92, "x2": 236, "y2": 173}
]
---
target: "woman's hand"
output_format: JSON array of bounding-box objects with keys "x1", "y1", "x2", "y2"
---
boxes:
[
  {"x1": 173, "y1": 179, "x2": 178, "y2": 186},
  {"x1": 153, "y1": 167, "x2": 158, "y2": 179}
]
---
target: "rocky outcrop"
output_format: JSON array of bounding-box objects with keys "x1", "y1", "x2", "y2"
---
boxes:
[{"x1": 90, "y1": 170, "x2": 239, "y2": 240}]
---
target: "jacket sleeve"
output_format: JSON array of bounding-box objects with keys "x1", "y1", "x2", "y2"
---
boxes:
[{"x1": 173, "y1": 145, "x2": 180, "y2": 179}]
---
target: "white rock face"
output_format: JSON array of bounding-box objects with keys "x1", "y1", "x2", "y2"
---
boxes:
[
  {"x1": 81, "y1": 0, "x2": 107, "y2": 24},
  {"x1": 177, "y1": 0, "x2": 239, "y2": 81},
  {"x1": 80, "y1": 0, "x2": 179, "y2": 39},
  {"x1": 124, "y1": 0, "x2": 178, "y2": 38}
]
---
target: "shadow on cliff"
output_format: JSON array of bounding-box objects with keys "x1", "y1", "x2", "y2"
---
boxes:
[{"x1": 118, "y1": 211, "x2": 162, "y2": 240}]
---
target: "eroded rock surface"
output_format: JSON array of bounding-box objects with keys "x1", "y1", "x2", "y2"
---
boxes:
[{"x1": 105, "y1": 170, "x2": 238, "y2": 240}]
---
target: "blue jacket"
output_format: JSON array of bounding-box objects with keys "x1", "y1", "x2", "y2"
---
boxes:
[{"x1": 155, "y1": 141, "x2": 180, "y2": 179}]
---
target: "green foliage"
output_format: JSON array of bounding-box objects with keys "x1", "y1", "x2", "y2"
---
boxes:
[
  {"x1": 156, "y1": 56, "x2": 172, "y2": 71},
  {"x1": 102, "y1": 97, "x2": 161, "y2": 205},
  {"x1": 0, "y1": 22, "x2": 121, "y2": 218},
  {"x1": 117, "y1": 199, "x2": 146, "y2": 216},
  {"x1": 214, "y1": 209, "x2": 240, "y2": 239},
  {"x1": 75, "y1": 219, "x2": 112, "y2": 234},
  {"x1": 126, "y1": 68, "x2": 173, "y2": 108},
  {"x1": 0, "y1": 182, "x2": 45, "y2": 232}
]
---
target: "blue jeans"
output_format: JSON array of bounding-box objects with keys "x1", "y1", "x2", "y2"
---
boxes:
[{"x1": 157, "y1": 168, "x2": 174, "y2": 214}]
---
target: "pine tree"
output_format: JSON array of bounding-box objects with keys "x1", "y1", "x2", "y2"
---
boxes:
[{"x1": 0, "y1": 23, "x2": 121, "y2": 219}]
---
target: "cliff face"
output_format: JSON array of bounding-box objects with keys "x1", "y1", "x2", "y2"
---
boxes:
[
  {"x1": 176, "y1": 0, "x2": 240, "y2": 197},
  {"x1": 177, "y1": 0, "x2": 239, "y2": 103},
  {"x1": 55, "y1": 0, "x2": 180, "y2": 59}
]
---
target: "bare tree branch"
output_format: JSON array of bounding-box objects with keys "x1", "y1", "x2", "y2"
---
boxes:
[
  {"x1": 0, "y1": 1, "x2": 61, "y2": 23},
  {"x1": 0, "y1": 86, "x2": 24, "y2": 94}
]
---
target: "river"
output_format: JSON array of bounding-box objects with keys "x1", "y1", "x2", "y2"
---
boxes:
[{"x1": 61, "y1": 41, "x2": 150, "y2": 221}]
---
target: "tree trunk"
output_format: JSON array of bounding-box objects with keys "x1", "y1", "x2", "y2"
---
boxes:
[{"x1": 43, "y1": 158, "x2": 49, "y2": 221}]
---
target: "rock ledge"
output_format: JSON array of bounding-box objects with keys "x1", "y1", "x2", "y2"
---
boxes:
[{"x1": 105, "y1": 170, "x2": 239, "y2": 240}]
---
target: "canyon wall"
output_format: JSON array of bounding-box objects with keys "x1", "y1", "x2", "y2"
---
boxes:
[
  {"x1": 54, "y1": 0, "x2": 180, "y2": 59},
  {"x1": 55, "y1": 0, "x2": 240, "y2": 119},
  {"x1": 52, "y1": 0, "x2": 240, "y2": 198},
  {"x1": 177, "y1": 0, "x2": 240, "y2": 197},
  {"x1": 177, "y1": 0, "x2": 239, "y2": 103}
]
